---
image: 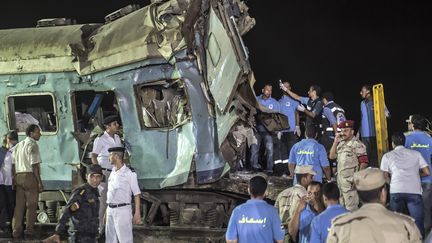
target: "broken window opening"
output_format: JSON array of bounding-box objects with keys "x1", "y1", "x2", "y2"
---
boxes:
[
  {"x1": 72, "y1": 91, "x2": 120, "y2": 133},
  {"x1": 71, "y1": 90, "x2": 123, "y2": 168},
  {"x1": 7, "y1": 94, "x2": 57, "y2": 133},
  {"x1": 135, "y1": 80, "x2": 191, "y2": 129}
]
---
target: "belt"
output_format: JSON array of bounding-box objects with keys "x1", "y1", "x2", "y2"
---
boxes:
[{"x1": 108, "y1": 203, "x2": 130, "y2": 208}]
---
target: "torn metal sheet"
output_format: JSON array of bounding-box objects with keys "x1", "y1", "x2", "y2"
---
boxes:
[
  {"x1": 206, "y1": 7, "x2": 242, "y2": 114},
  {"x1": 0, "y1": 0, "x2": 264, "y2": 191},
  {"x1": 0, "y1": 25, "x2": 100, "y2": 75}
]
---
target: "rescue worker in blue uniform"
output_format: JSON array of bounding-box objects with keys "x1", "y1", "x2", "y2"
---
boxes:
[
  {"x1": 320, "y1": 92, "x2": 345, "y2": 177},
  {"x1": 289, "y1": 181, "x2": 324, "y2": 243},
  {"x1": 310, "y1": 182, "x2": 348, "y2": 243},
  {"x1": 359, "y1": 84, "x2": 390, "y2": 168},
  {"x1": 274, "y1": 81, "x2": 300, "y2": 176},
  {"x1": 226, "y1": 176, "x2": 284, "y2": 243},
  {"x1": 43, "y1": 164, "x2": 103, "y2": 243},
  {"x1": 288, "y1": 126, "x2": 331, "y2": 184},
  {"x1": 280, "y1": 83, "x2": 323, "y2": 134},
  {"x1": 404, "y1": 114, "x2": 432, "y2": 235},
  {"x1": 251, "y1": 84, "x2": 280, "y2": 173}
]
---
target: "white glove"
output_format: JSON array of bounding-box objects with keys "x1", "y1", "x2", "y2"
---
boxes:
[
  {"x1": 279, "y1": 82, "x2": 288, "y2": 92},
  {"x1": 384, "y1": 108, "x2": 390, "y2": 118},
  {"x1": 295, "y1": 125, "x2": 301, "y2": 137},
  {"x1": 297, "y1": 104, "x2": 305, "y2": 112},
  {"x1": 277, "y1": 132, "x2": 282, "y2": 140}
]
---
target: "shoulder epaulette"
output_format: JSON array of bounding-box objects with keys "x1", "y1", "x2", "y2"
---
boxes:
[
  {"x1": 331, "y1": 211, "x2": 365, "y2": 226},
  {"x1": 393, "y1": 211, "x2": 416, "y2": 222},
  {"x1": 80, "y1": 189, "x2": 86, "y2": 195}
]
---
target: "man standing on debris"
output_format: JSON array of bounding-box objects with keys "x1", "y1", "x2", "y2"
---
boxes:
[
  {"x1": 280, "y1": 83, "x2": 323, "y2": 133},
  {"x1": 226, "y1": 175, "x2": 284, "y2": 243},
  {"x1": 11, "y1": 124, "x2": 44, "y2": 239},
  {"x1": 91, "y1": 115, "x2": 122, "y2": 231},
  {"x1": 404, "y1": 114, "x2": 432, "y2": 235},
  {"x1": 105, "y1": 147, "x2": 141, "y2": 243},
  {"x1": 274, "y1": 81, "x2": 300, "y2": 176},
  {"x1": 251, "y1": 84, "x2": 280, "y2": 174},
  {"x1": 320, "y1": 92, "x2": 345, "y2": 152},
  {"x1": 359, "y1": 84, "x2": 390, "y2": 168},
  {"x1": 320, "y1": 91, "x2": 346, "y2": 178},
  {"x1": 329, "y1": 120, "x2": 368, "y2": 211},
  {"x1": 43, "y1": 164, "x2": 103, "y2": 243},
  {"x1": 288, "y1": 126, "x2": 331, "y2": 184}
]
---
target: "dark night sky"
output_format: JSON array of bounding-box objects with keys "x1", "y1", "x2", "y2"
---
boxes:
[{"x1": 1, "y1": 0, "x2": 431, "y2": 134}]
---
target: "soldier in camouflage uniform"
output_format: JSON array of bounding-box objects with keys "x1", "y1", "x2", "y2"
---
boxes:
[
  {"x1": 275, "y1": 165, "x2": 316, "y2": 242},
  {"x1": 327, "y1": 168, "x2": 422, "y2": 243},
  {"x1": 329, "y1": 120, "x2": 369, "y2": 211},
  {"x1": 43, "y1": 164, "x2": 103, "y2": 243}
]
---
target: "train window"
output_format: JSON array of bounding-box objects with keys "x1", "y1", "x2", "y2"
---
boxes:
[
  {"x1": 135, "y1": 80, "x2": 191, "y2": 129},
  {"x1": 7, "y1": 94, "x2": 57, "y2": 133},
  {"x1": 72, "y1": 91, "x2": 119, "y2": 133}
]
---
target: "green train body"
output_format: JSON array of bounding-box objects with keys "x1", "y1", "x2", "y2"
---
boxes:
[{"x1": 0, "y1": 0, "x2": 289, "y2": 230}]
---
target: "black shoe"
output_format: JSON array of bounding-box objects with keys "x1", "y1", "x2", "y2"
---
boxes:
[
  {"x1": 265, "y1": 170, "x2": 274, "y2": 176},
  {"x1": 252, "y1": 167, "x2": 263, "y2": 173}
]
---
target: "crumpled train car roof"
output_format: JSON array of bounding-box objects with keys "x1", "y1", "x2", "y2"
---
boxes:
[{"x1": 0, "y1": 0, "x2": 190, "y2": 75}]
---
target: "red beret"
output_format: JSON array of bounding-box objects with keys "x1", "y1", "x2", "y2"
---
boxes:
[{"x1": 338, "y1": 120, "x2": 354, "y2": 129}]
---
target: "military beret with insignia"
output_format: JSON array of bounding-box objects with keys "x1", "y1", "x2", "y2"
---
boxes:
[{"x1": 337, "y1": 120, "x2": 354, "y2": 129}]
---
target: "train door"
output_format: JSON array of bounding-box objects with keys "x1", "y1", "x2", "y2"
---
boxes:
[{"x1": 70, "y1": 90, "x2": 121, "y2": 165}]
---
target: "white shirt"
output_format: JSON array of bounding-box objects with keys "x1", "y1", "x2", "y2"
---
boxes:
[
  {"x1": 107, "y1": 164, "x2": 141, "y2": 204},
  {"x1": 12, "y1": 137, "x2": 41, "y2": 173},
  {"x1": 0, "y1": 146, "x2": 15, "y2": 185},
  {"x1": 92, "y1": 131, "x2": 122, "y2": 169},
  {"x1": 380, "y1": 146, "x2": 428, "y2": 195}
]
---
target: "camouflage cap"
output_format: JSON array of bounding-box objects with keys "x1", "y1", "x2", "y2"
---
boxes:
[
  {"x1": 295, "y1": 165, "x2": 316, "y2": 175},
  {"x1": 354, "y1": 168, "x2": 385, "y2": 191}
]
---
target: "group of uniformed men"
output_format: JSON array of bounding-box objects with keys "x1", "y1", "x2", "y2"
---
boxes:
[
  {"x1": 250, "y1": 81, "x2": 385, "y2": 176},
  {"x1": 42, "y1": 115, "x2": 141, "y2": 243},
  {"x1": 0, "y1": 115, "x2": 140, "y2": 243},
  {"x1": 225, "y1": 80, "x2": 432, "y2": 242}
]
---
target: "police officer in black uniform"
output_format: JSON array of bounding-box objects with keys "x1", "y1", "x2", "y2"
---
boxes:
[
  {"x1": 43, "y1": 164, "x2": 103, "y2": 243},
  {"x1": 281, "y1": 83, "x2": 323, "y2": 133},
  {"x1": 320, "y1": 92, "x2": 345, "y2": 177},
  {"x1": 320, "y1": 92, "x2": 346, "y2": 151}
]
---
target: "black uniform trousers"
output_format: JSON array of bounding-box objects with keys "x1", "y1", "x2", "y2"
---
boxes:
[{"x1": 273, "y1": 132, "x2": 298, "y2": 176}]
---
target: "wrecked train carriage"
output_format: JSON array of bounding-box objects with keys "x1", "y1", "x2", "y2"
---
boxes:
[{"x1": 0, "y1": 0, "x2": 287, "y2": 229}]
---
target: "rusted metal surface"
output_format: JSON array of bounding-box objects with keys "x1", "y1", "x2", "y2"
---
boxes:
[{"x1": 0, "y1": 1, "x2": 292, "y2": 240}]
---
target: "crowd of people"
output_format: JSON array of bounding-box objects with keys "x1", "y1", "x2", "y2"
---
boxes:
[
  {"x1": 226, "y1": 82, "x2": 432, "y2": 242},
  {"x1": 1, "y1": 81, "x2": 431, "y2": 242},
  {"x1": 0, "y1": 116, "x2": 141, "y2": 243}
]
